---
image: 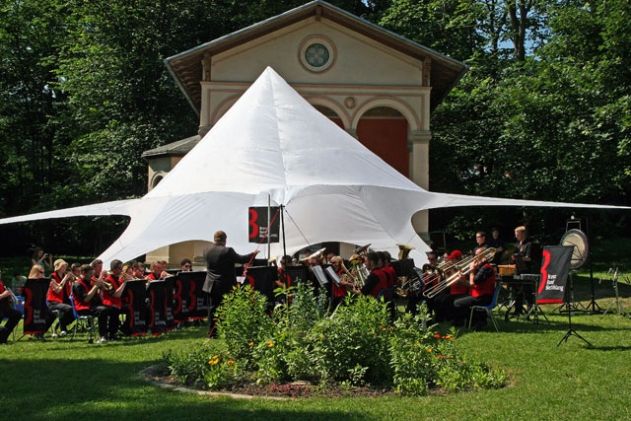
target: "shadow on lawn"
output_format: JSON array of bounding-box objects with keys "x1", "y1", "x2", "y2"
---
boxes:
[
  {"x1": 2, "y1": 358, "x2": 363, "y2": 420},
  {"x1": 454, "y1": 313, "x2": 631, "y2": 337}
]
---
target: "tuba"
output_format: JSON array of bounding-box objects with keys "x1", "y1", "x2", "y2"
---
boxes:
[{"x1": 397, "y1": 244, "x2": 414, "y2": 260}]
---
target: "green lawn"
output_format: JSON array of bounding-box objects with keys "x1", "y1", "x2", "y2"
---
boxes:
[
  {"x1": 2, "y1": 238, "x2": 631, "y2": 420},
  {"x1": 2, "y1": 294, "x2": 631, "y2": 420}
]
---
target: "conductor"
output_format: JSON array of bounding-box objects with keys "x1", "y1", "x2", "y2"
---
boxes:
[{"x1": 203, "y1": 230, "x2": 259, "y2": 337}]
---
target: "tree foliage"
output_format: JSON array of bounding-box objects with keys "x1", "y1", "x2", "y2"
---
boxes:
[{"x1": 0, "y1": 0, "x2": 629, "y2": 255}]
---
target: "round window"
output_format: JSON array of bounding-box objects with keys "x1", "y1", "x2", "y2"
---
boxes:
[
  {"x1": 305, "y1": 43, "x2": 330, "y2": 68},
  {"x1": 299, "y1": 36, "x2": 335, "y2": 73}
]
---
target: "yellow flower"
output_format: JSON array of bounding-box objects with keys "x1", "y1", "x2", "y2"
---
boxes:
[
  {"x1": 266, "y1": 339, "x2": 275, "y2": 348},
  {"x1": 208, "y1": 355, "x2": 221, "y2": 366},
  {"x1": 226, "y1": 359, "x2": 235, "y2": 367},
  {"x1": 426, "y1": 347, "x2": 433, "y2": 353}
]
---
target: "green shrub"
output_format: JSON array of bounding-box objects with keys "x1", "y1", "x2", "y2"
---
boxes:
[
  {"x1": 216, "y1": 285, "x2": 274, "y2": 367},
  {"x1": 389, "y1": 313, "x2": 439, "y2": 395},
  {"x1": 204, "y1": 352, "x2": 245, "y2": 390},
  {"x1": 165, "y1": 341, "x2": 226, "y2": 386},
  {"x1": 166, "y1": 286, "x2": 507, "y2": 396},
  {"x1": 309, "y1": 296, "x2": 392, "y2": 386},
  {"x1": 255, "y1": 283, "x2": 325, "y2": 384}
]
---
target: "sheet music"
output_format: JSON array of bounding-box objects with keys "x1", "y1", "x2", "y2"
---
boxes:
[
  {"x1": 325, "y1": 266, "x2": 341, "y2": 285},
  {"x1": 310, "y1": 265, "x2": 329, "y2": 287}
]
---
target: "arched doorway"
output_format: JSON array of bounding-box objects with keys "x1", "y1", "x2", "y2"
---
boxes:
[
  {"x1": 313, "y1": 104, "x2": 345, "y2": 129},
  {"x1": 356, "y1": 106, "x2": 409, "y2": 176}
]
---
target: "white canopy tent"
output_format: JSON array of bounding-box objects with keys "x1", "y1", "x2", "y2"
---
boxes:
[{"x1": 0, "y1": 67, "x2": 627, "y2": 265}]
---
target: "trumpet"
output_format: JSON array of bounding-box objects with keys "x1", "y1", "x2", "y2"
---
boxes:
[{"x1": 423, "y1": 248, "x2": 496, "y2": 299}]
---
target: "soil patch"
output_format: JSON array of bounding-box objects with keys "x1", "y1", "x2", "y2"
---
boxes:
[{"x1": 141, "y1": 364, "x2": 394, "y2": 399}]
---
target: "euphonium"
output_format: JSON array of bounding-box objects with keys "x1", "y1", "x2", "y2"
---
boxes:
[
  {"x1": 423, "y1": 247, "x2": 496, "y2": 299},
  {"x1": 348, "y1": 254, "x2": 368, "y2": 289}
]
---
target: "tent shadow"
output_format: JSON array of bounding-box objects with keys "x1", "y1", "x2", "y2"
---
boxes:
[
  {"x1": 2, "y1": 358, "x2": 362, "y2": 420},
  {"x1": 584, "y1": 345, "x2": 631, "y2": 352}
]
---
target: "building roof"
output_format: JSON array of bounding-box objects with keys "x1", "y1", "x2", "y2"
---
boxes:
[
  {"x1": 141, "y1": 135, "x2": 201, "y2": 158},
  {"x1": 165, "y1": 0, "x2": 467, "y2": 115}
]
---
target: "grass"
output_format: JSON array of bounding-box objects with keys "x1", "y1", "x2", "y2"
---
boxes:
[
  {"x1": 2, "y1": 284, "x2": 631, "y2": 420},
  {"x1": 2, "y1": 237, "x2": 631, "y2": 419}
]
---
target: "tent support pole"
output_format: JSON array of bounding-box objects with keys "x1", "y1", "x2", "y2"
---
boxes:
[
  {"x1": 281, "y1": 204, "x2": 287, "y2": 259},
  {"x1": 267, "y1": 194, "x2": 271, "y2": 264}
]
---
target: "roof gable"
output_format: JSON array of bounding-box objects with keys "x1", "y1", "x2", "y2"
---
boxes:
[{"x1": 165, "y1": 0, "x2": 467, "y2": 114}]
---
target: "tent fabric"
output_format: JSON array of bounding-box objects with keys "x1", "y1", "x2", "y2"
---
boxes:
[{"x1": 0, "y1": 67, "x2": 628, "y2": 266}]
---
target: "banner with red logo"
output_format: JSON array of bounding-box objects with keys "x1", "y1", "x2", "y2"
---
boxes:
[
  {"x1": 248, "y1": 206, "x2": 280, "y2": 243},
  {"x1": 123, "y1": 280, "x2": 148, "y2": 336},
  {"x1": 537, "y1": 245, "x2": 574, "y2": 304},
  {"x1": 23, "y1": 278, "x2": 51, "y2": 335}
]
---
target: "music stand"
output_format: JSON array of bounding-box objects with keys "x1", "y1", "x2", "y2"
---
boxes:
[{"x1": 558, "y1": 271, "x2": 592, "y2": 347}]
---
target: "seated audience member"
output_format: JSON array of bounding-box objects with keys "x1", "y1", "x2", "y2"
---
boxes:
[
  {"x1": 180, "y1": 258, "x2": 193, "y2": 272},
  {"x1": 72, "y1": 264, "x2": 117, "y2": 343},
  {"x1": 0, "y1": 275, "x2": 21, "y2": 344},
  {"x1": 452, "y1": 248, "x2": 497, "y2": 328},
  {"x1": 46, "y1": 259, "x2": 76, "y2": 337}
]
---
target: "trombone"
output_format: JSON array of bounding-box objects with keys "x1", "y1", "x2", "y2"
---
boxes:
[{"x1": 423, "y1": 247, "x2": 496, "y2": 299}]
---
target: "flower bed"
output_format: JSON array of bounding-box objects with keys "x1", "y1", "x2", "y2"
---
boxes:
[{"x1": 164, "y1": 285, "x2": 506, "y2": 397}]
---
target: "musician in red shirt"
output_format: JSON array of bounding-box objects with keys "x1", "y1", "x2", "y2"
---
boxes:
[
  {"x1": 329, "y1": 256, "x2": 355, "y2": 308},
  {"x1": 361, "y1": 252, "x2": 394, "y2": 320},
  {"x1": 433, "y1": 250, "x2": 467, "y2": 322},
  {"x1": 379, "y1": 252, "x2": 397, "y2": 320},
  {"x1": 132, "y1": 261, "x2": 145, "y2": 279},
  {"x1": 46, "y1": 259, "x2": 76, "y2": 336},
  {"x1": 101, "y1": 260, "x2": 127, "y2": 340},
  {"x1": 452, "y1": 248, "x2": 496, "y2": 328},
  {"x1": 72, "y1": 264, "x2": 117, "y2": 343},
  {"x1": 0, "y1": 276, "x2": 21, "y2": 344},
  {"x1": 145, "y1": 262, "x2": 169, "y2": 282}
]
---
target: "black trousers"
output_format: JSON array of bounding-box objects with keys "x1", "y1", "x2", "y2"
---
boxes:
[
  {"x1": 0, "y1": 306, "x2": 21, "y2": 343},
  {"x1": 47, "y1": 302, "x2": 75, "y2": 332},
  {"x1": 79, "y1": 306, "x2": 119, "y2": 338},
  {"x1": 452, "y1": 295, "x2": 493, "y2": 324},
  {"x1": 207, "y1": 281, "x2": 235, "y2": 333},
  {"x1": 406, "y1": 293, "x2": 423, "y2": 315},
  {"x1": 433, "y1": 293, "x2": 467, "y2": 322},
  {"x1": 513, "y1": 284, "x2": 535, "y2": 314},
  {"x1": 103, "y1": 306, "x2": 121, "y2": 338}
]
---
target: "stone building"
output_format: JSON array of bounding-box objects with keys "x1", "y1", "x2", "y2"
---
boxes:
[{"x1": 142, "y1": 0, "x2": 466, "y2": 264}]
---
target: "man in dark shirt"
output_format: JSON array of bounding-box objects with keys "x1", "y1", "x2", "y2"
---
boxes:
[
  {"x1": 512, "y1": 225, "x2": 535, "y2": 315},
  {"x1": 474, "y1": 231, "x2": 488, "y2": 253},
  {"x1": 487, "y1": 227, "x2": 505, "y2": 264},
  {"x1": 203, "y1": 230, "x2": 259, "y2": 337}
]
